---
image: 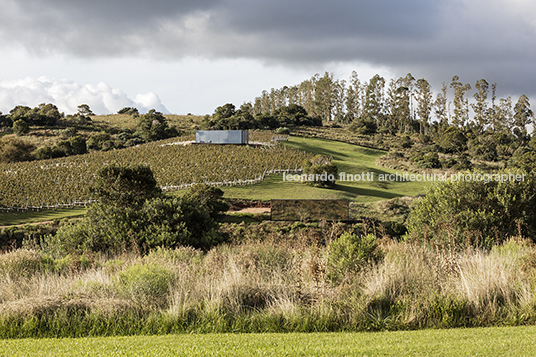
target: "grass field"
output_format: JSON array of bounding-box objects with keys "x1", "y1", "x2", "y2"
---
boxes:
[
  {"x1": 221, "y1": 136, "x2": 430, "y2": 202},
  {"x1": 0, "y1": 208, "x2": 86, "y2": 226},
  {"x1": 1, "y1": 326, "x2": 535, "y2": 356}
]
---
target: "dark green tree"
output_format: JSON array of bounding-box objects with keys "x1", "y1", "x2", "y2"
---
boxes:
[
  {"x1": 513, "y1": 94, "x2": 533, "y2": 143},
  {"x1": 137, "y1": 109, "x2": 176, "y2": 141},
  {"x1": 91, "y1": 165, "x2": 161, "y2": 207},
  {"x1": 12, "y1": 119, "x2": 29, "y2": 136},
  {"x1": 77, "y1": 104, "x2": 95, "y2": 116}
]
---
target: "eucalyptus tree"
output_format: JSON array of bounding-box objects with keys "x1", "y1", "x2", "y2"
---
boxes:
[
  {"x1": 471, "y1": 79, "x2": 489, "y2": 134},
  {"x1": 345, "y1": 71, "x2": 362, "y2": 122},
  {"x1": 362, "y1": 74, "x2": 385, "y2": 128},
  {"x1": 415, "y1": 78, "x2": 433, "y2": 135},
  {"x1": 513, "y1": 94, "x2": 534, "y2": 143},
  {"x1": 496, "y1": 97, "x2": 514, "y2": 133},
  {"x1": 488, "y1": 83, "x2": 500, "y2": 131},
  {"x1": 314, "y1": 72, "x2": 335, "y2": 122},
  {"x1": 434, "y1": 82, "x2": 449, "y2": 132},
  {"x1": 299, "y1": 79, "x2": 315, "y2": 117},
  {"x1": 388, "y1": 75, "x2": 413, "y2": 133},
  {"x1": 287, "y1": 85, "x2": 299, "y2": 106},
  {"x1": 333, "y1": 79, "x2": 347, "y2": 122},
  {"x1": 450, "y1": 75, "x2": 471, "y2": 128}
]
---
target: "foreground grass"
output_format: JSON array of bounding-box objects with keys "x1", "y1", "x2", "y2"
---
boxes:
[
  {"x1": 1, "y1": 326, "x2": 535, "y2": 356},
  {"x1": 2, "y1": 237, "x2": 536, "y2": 338}
]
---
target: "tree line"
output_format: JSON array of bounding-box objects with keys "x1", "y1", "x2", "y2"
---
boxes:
[{"x1": 247, "y1": 72, "x2": 534, "y2": 141}]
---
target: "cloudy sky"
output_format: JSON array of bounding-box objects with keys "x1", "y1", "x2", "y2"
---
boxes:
[{"x1": 0, "y1": 0, "x2": 534, "y2": 115}]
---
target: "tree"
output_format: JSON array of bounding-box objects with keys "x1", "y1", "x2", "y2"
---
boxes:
[
  {"x1": 137, "y1": 109, "x2": 176, "y2": 141},
  {"x1": 362, "y1": 74, "x2": 385, "y2": 128},
  {"x1": 450, "y1": 75, "x2": 471, "y2": 127},
  {"x1": 434, "y1": 82, "x2": 449, "y2": 132},
  {"x1": 513, "y1": 94, "x2": 533, "y2": 143},
  {"x1": 182, "y1": 183, "x2": 229, "y2": 218},
  {"x1": 118, "y1": 107, "x2": 139, "y2": 115},
  {"x1": 12, "y1": 119, "x2": 29, "y2": 136},
  {"x1": 345, "y1": 71, "x2": 362, "y2": 122},
  {"x1": 406, "y1": 170, "x2": 536, "y2": 248},
  {"x1": 314, "y1": 72, "x2": 335, "y2": 122},
  {"x1": 390, "y1": 77, "x2": 412, "y2": 133},
  {"x1": 34, "y1": 103, "x2": 62, "y2": 126},
  {"x1": 91, "y1": 165, "x2": 161, "y2": 207},
  {"x1": 415, "y1": 78, "x2": 432, "y2": 135},
  {"x1": 471, "y1": 79, "x2": 489, "y2": 134},
  {"x1": 496, "y1": 97, "x2": 514, "y2": 133},
  {"x1": 332, "y1": 79, "x2": 347, "y2": 122},
  {"x1": 53, "y1": 166, "x2": 227, "y2": 253},
  {"x1": 77, "y1": 104, "x2": 95, "y2": 116},
  {"x1": 0, "y1": 111, "x2": 12, "y2": 128}
]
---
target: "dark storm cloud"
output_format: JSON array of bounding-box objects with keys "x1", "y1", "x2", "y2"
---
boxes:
[
  {"x1": 1, "y1": 0, "x2": 534, "y2": 96},
  {"x1": 212, "y1": 0, "x2": 441, "y2": 41}
]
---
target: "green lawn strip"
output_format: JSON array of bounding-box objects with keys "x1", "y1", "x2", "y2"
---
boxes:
[
  {"x1": 2, "y1": 326, "x2": 535, "y2": 356},
  {"x1": 222, "y1": 136, "x2": 429, "y2": 203},
  {"x1": 0, "y1": 208, "x2": 87, "y2": 226}
]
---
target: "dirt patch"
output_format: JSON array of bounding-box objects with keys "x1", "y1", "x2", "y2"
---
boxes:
[{"x1": 229, "y1": 207, "x2": 271, "y2": 214}]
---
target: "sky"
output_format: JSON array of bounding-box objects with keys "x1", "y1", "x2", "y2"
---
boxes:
[{"x1": 0, "y1": 0, "x2": 535, "y2": 115}]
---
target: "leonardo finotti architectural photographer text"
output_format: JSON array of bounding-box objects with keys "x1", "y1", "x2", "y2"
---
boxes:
[{"x1": 283, "y1": 172, "x2": 526, "y2": 183}]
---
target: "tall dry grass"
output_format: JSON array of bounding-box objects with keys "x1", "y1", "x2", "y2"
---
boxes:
[{"x1": 1, "y1": 235, "x2": 536, "y2": 337}]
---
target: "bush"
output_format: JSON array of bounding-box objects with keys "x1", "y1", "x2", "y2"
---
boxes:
[
  {"x1": 438, "y1": 127, "x2": 467, "y2": 153},
  {"x1": 116, "y1": 264, "x2": 174, "y2": 307},
  {"x1": 302, "y1": 155, "x2": 338, "y2": 187},
  {"x1": 327, "y1": 233, "x2": 383, "y2": 284},
  {"x1": 413, "y1": 152, "x2": 441, "y2": 169},
  {"x1": 406, "y1": 169, "x2": 536, "y2": 249},
  {"x1": 91, "y1": 165, "x2": 161, "y2": 207},
  {"x1": 398, "y1": 135, "x2": 413, "y2": 149},
  {"x1": 0, "y1": 136, "x2": 35, "y2": 163},
  {"x1": 12, "y1": 119, "x2": 29, "y2": 136},
  {"x1": 275, "y1": 127, "x2": 290, "y2": 135},
  {"x1": 182, "y1": 184, "x2": 229, "y2": 218}
]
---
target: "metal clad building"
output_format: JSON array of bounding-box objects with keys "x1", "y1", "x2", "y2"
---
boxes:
[{"x1": 196, "y1": 130, "x2": 249, "y2": 144}]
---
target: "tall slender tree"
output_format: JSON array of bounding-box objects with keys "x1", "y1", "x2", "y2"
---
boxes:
[
  {"x1": 514, "y1": 94, "x2": 534, "y2": 143},
  {"x1": 362, "y1": 74, "x2": 385, "y2": 128},
  {"x1": 450, "y1": 75, "x2": 471, "y2": 128},
  {"x1": 345, "y1": 71, "x2": 361, "y2": 122},
  {"x1": 471, "y1": 79, "x2": 489, "y2": 134},
  {"x1": 434, "y1": 82, "x2": 449, "y2": 132},
  {"x1": 415, "y1": 78, "x2": 433, "y2": 135}
]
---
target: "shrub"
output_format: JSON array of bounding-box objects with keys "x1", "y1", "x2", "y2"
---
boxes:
[
  {"x1": 302, "y1": 155, "x2": 338, "y2": 187},
  {"x1": 327, "y1": 233, "x2": 383, "y2": 284},
  {"x1": 406, "y1": 169, "x2": 536, "y2": 249},
  {"x1": 116, "y1": 264, "x2": 174, "y2": 307},
  {"x1": 0, "y1": 136, "x2": 35, "y2": 163},
  {"x1": 91, "y1": 164, "x2": 161, "y2": 207},
  {"x1": 398, "y1": 135, "x2": 413, "y2": 149},
  {"x1": 275, "y1": 127, "x2": 290, "y2": 135},
  {"x1": 12, "y1": 119, "x2": 29, "y2": 136},
  {"x1": 438, "y1": 127, "x2": 467, "y2": 153}
]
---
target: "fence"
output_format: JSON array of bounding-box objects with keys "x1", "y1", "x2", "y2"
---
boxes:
[{"x1": 1, "y1": 165, "x2": 304, "y2": 212}]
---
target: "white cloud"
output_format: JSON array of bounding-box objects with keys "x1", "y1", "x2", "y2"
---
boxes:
[{"x1": 0, "y1": 77, "x2": 168, "y2": 115}]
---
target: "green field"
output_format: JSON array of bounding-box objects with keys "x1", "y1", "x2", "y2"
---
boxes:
[
  {"x1": 221, "y1": 136, "x2": 429, "y2": 202},
  {"x1": 1, "y1": 326, "x2": 535, "y2": 356},
  {"x1": 0, "y1": 208, "x2": 86, "y2": 226}
]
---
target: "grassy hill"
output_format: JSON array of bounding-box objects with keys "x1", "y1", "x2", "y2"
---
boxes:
[{"x1": 220, "y1": 136, "x2": 429, "y2": 203}]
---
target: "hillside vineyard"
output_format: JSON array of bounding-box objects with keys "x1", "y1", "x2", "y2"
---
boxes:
[{"x1": 0, "y1": 137, "x2": 312, "y2": 209}]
